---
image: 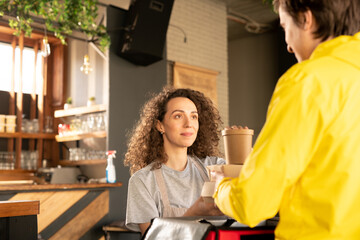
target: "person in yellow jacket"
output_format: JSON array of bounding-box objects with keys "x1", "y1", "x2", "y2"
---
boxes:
[{"x1": 213, "y1": 0, "x2": 360, "y2": 239}]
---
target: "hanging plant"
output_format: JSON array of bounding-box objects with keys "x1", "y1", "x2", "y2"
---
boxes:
[{"x1": 0, "y1": 0, "x2": 110, "y2": 50}]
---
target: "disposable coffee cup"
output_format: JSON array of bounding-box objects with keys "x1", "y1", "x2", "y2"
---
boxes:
[{"x1": 222, "y1": 128, "x2": 254, "y2": 165}]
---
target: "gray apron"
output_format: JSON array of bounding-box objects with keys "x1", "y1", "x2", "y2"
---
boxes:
[{"x1": 154, "y1": 157, "x2": 209, "y2": 217}]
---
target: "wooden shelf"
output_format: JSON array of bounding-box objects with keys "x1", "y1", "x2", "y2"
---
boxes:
[
  {"x1": 54, "y1": 104, "x2": 108, "y2": 168},
  {"x1": 55, "y1": 131, "x2": 106, "y2": 142},
  {"x1": 59, "y1": 159, "x2": 107, "y2": 166},
  {"x1": 54, "y1": 104, "x2": 106, "y2": 118},
  {"x1": 0, "y1": 170, "x2": 36, "y2": 182},
  {"x1": 0, "y1": 169, "x2": 35, "y2": 174},
  {"x1": 0, "y1": 132, "x2": 56, "y2": 139}
]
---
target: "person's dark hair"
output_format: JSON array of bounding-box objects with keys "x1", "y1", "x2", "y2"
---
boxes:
[
  {"x1": 124, "y1": 87, "x2": 223, "y2": 174},
  {"x1": 273, "y1": 0, "x2": 360, "y2": 41}
]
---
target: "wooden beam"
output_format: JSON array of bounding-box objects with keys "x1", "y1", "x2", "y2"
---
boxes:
[
  {"x1": 7, "y1": 36, "x2": 17, "y2": 153},
  {"x1": 29, "y1": 42, "x2": 39, "y2": 151},
  {"x1": 15, "y1": 33, "x2": 24, "y2": 169}
]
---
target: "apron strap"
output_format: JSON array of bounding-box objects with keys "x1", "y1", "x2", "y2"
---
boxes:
[
  {"x1": 154, "y1": 168, "x2": 172, "y2": 216},
  {"x1": 190, "y1": 157, "x2": 210, "y2": 182}
]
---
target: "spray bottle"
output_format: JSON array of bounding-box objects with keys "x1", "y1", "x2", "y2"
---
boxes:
[{"x1": 106, "y1": 150, "x2": 116, "y2": 183}]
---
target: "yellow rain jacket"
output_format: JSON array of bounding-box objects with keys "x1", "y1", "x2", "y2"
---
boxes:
[{"x1": 214, "y1": 32, "x2": 360, "y2": 240}]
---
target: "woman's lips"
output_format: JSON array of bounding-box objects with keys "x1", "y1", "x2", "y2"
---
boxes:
[{"x1": 181, "y1": 132, "x2": 193, "y2": 137}]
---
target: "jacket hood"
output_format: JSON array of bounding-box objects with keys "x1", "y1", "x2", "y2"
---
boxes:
[{"x1": 311, "y1": 32, "x2": 360, "y2": 70}]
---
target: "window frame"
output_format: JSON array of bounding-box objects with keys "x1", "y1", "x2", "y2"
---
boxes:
[{"x1": 0, "y1": 24, "x2": 66, "y2": 169}]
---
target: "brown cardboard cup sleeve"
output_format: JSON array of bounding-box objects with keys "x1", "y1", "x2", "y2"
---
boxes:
[{"x1": 222, "y1": 128, "x2": 254, "y2": 165}]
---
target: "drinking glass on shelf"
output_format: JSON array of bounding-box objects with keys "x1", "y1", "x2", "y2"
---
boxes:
[
  {"x1": 87, "y1": 114, "x2": 95, "y2": 132},
  {"x1": 44, "y1": 116, "x2": 54, "y2": 133},
  {"x1": 21, "y1": 151, "x2": 30, "y2": 170},
  {"x1": 30, "y1": 151, "x2": 38, "y2": 170},
  {"x1": 80, "y1": 115, "x2": 88, "y2": 133},
  {"x1": 0, "y1": 152, "x2": 15, "y2": 170},
  {"x1": 86, "y1": 150, "x2": 94, "y2": 160},
  {"x1": 103, "y1": 113, "x2": 107, "y2": 130},
  {"x1": 95, "y1": 113, "x2": 105, "y2": 131},
  {"x1": 32, "y1": 119, "x2": 39, "y2": 133},
  {"x1": 70, "y1": 117, "x2": 81, "y2": 135},
  {"x1": 0, "y1": 152, "x2": 4, "y2": 170},
  {"x1": 69, "y1": 148, "x2": 87, "y2": 161},
  {"x1": 69, "y1": 148, "x2": 76, "y2": 161},
  {"x1": 21, "y1": 119, "x2": 29, "y2": 132}
]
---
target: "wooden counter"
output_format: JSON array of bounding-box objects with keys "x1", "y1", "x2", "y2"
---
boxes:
[
  {"x1": 0, "y1": 200, "x2": 40, "y2": 239},
  {"x1": 0, "y1": 200, "x2": 39, "y2": 217},
  {"x1": 0, "y1": 182, "x2": 122, "y2": 239},
  {"x1": 0, "y1": 182, "x2": 122, "y2": 191}
]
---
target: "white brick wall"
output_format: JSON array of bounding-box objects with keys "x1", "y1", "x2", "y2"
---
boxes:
[{"x1": 166, "y1": 0, "x2": 229, "y2": 127}]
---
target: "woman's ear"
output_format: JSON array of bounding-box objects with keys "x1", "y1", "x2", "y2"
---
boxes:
[{"x1": 156, "y1": 120, "x2": 164, "y2": 133}]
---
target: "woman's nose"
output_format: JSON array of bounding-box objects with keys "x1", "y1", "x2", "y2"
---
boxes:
[
  {"x1": 184, "y1": 116, "x2": 192, "y2": 127},
  {"x1": 287, "y1": 45, "x2": 294, "y2": 53}
]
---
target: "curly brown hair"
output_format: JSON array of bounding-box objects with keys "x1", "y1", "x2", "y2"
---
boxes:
[{"x1": 124, "y1": 87, "x2": 223, "y2": 175}]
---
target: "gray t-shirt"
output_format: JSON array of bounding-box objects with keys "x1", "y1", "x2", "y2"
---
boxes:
[{"x1": 125, "y1": 155, "x2": 225, "y2": 232}]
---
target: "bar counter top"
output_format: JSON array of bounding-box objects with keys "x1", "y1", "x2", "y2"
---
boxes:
[
  {"x1": 0, "y1": 200, "x2": 40, "y2": 217},
  {"x1": 0, "y1": 182, "x2": 122, "y2": 192}
]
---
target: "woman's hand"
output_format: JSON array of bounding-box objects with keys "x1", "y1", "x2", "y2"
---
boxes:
[
  {"x1": 210, "y1": 170, "x2": 225, "y2": 193},
  {"x1": 183, "y1": 197, "x2": 223, "y2": 217},
  {"x1": 225, "y1": 125, "x2": 248, "y2": 130}
]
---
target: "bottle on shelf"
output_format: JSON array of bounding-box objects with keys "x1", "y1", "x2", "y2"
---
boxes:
[{"x1": 106, "y1": 150, "x2": 116, "y2": 183}]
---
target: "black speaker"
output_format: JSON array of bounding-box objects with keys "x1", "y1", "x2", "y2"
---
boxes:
[{"x1": 117, "y1": 0, "x2": 175, "y2": 66}]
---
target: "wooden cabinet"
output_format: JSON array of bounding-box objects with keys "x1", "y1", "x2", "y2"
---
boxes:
[
  {"x1": 54, "y1": 104, "x2": 107, "y2": 166},
  {"x1": 0, "y1": 28, "x2": 65, "y2": 178}
]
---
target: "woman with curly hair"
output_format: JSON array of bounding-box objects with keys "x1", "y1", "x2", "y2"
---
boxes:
[{"x1": 124, "y1": 87, "x2": 225, "y2": 234}]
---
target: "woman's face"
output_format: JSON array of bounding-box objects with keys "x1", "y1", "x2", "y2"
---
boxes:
[{"x1": 158, "y1": 97, "x2": 199, "y2": 150}]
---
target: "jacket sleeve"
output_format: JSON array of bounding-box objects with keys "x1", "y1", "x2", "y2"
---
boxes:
[{"x1": 214, "y1": 67, "x2": 324, "y2": 226}]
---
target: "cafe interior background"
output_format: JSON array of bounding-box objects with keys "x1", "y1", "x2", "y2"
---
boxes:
[{"x1": 0, "y1": 0, "x2": 296, "y2": 238}]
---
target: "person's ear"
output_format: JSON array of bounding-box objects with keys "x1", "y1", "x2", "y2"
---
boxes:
[
  {"x1": 156, "y1": 120, "x2": 164, "y2": 134},
  {"x1": 303, "y1": 9, "x2": 314, "y2": 31}
]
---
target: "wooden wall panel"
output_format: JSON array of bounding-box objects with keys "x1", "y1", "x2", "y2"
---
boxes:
[{"x1": 173, "y1": 62, "x2": 219, "y2": 106}]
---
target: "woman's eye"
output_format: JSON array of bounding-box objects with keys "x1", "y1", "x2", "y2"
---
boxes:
[
  {"x1": 191, "y1": 115, "x2": 198, "y2": 120},
  {"x1": 174, "y1": 114, "x2": 182, "y2": 119}
]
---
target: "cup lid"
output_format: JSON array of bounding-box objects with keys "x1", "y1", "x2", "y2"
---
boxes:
[{"x1": 221, "y1": 128, "x2": 254, "y2": 136}]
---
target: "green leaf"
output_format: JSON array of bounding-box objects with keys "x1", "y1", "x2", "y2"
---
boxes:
[{"x1": 1, "y1": 0, "x2": 110, "y2": 49}]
